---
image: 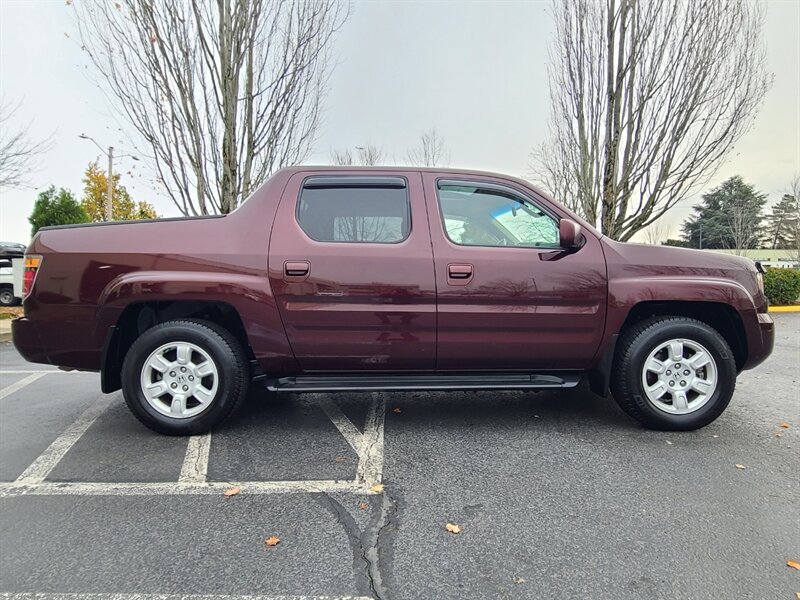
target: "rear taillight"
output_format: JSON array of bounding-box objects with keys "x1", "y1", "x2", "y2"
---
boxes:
[{"x1": 22, "y1": 255, "x2": 42, "y2": 297}]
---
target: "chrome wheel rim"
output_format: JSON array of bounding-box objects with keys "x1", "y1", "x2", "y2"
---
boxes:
[
  {"x1": 640, "y1": 338, "x2": 718, "y2": 415},
  {"x1": 140, "y1": 342, "x2": 219, "y2": 419},
  {"x1": 0, "y1": 290, "x2": 13, "y2": 305}
]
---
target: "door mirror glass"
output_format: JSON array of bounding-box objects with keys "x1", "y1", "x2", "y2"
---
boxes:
[{"x1": 559, "y1": 218, "x2": 582, "y2": 249}]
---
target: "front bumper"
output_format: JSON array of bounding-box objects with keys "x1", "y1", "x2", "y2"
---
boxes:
[{"x1": 743, "y1": 312, "x2": 775, "y2": 370}]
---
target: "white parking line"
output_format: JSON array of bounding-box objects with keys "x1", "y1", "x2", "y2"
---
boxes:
[
  {"x1": 0, "y1": 594, "x2": 372, "y2": 600},
  {"x1": 13, "y1": 395, "x2": 114, "y2": 485},
  {"x1": 0, "y1": 479, "x2": 369, "y2": 497},
  {"x1": 0, "y1": 372, "x2": 48, "y2": 400},
  {"x1": 0, "y1": 386, "x2": 386, "y2": 497},
  {"x1": 356, "y1": 393, "x2": 385, "y2": 487},
  {"x1": 318, "y1": 397, "x2": 365, "y2": 454},
  {"x1": 178, "y1": 432, "x2": 212, "y2": 483},
  {"x1": 0, "y1": 370, "x2": 85, "y2": 374}
]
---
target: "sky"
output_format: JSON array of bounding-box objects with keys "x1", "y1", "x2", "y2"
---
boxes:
[{"x1": 1, "y1": 0, "x2": 798, "y2": 244}]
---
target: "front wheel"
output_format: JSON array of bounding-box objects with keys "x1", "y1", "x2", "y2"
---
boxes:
[
  {"x1": 611, "y1": 316, "x2": 737, "y2": 431},
  {"x1": 121, "y1": 319, "x2": 249, "y2": 435}
]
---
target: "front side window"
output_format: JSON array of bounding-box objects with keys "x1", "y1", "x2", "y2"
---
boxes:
[
  {"x1": 297, "y1": 179, "x2": 410, "y2": 243},
  {"x1": 438, "y1": 182, "x2": 559, "y2": 248}
]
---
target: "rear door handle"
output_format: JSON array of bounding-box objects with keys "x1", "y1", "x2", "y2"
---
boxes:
[
  {"x1": 284, "y1": 260, "x2": 310, "y2": 281},
  {"x1": 447, "y1": 263, "x2": 473, "y2": 285}
]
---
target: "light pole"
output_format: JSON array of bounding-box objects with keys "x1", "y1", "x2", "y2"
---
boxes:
[{"x1": 78, "y1": 134, "x2": 138, "y2": 221}]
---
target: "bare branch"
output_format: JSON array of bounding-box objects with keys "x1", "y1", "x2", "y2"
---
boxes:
[
  {"x1": 73, "y1": 0, "x2": 348, "y2": 214},
  {"x1": 530, "y1": 0, "x2": 772, "y2": 241},
  {"x1": 405, "y1": 128, "x2": 449, "y2": 167},
  {"x1": 0, "y1": 98, "x2": 52, "y2": 189}
]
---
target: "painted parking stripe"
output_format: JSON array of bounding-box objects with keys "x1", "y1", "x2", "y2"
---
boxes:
[
  {"x1": 0, "y1": 370, "x2": 83, "y2": 374},
  {"x1": 317, "y1": 397, "x2": 365, "y2": 454},
  {"x1": 0, "y1": 594, "x2": 373, "y2": 600},
  {"x1": 13, "y1": 394, "x2": 114, "y2": 485},
  {"x1": 178, "y1": 432, "x2": 212, "y2": 483},
  {"x1": 0, "y1": 479, "x2": 370, "y2": 497},
  {"x1": 0, "y1": 372, "x2": 48, "y2": 400},
  {"x1": 356, "y1": 393, "x2": 385, "y2": 487}
]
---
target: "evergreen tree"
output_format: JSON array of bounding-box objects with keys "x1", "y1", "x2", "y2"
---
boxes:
[
  {"x1": 28, "y1": 187, "x2": 89, "y2": 236},
  {"x1": 681, "y1": 176, "x2": 766, "y2": 250}
]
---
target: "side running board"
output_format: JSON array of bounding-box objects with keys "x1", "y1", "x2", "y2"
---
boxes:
[{"x1": 265, "y1": 373, "x2": 581, "y2": 393}]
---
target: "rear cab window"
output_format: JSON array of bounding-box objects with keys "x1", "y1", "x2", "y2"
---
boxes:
[{"x1": 297, "y1": 176, "x2": 410, "y2": 243}]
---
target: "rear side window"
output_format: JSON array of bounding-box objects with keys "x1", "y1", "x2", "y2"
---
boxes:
[{"x1": 297, "y1": 177, "x2": 410, "y2": 243}]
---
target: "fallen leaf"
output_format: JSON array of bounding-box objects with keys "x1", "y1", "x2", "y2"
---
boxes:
[
  {"x1": 224, "y1": 486, "x2": 240, "y2": 497},
  {"x1": 445, "y1": 523, "x2": 461, "y2": 534},
  {"x1": 735, "y1": 464, "x2": 746, "y2": 470},
  {"x1": 788, "y1": 559, "x2": 800, "y2": 570},
  {"x1": 775, "y1": 432, "x2": 783, "y2": 438},
  {"x1": 794, "y1": 593, "x2": 800, "y2": 600},
  {"x1": 665, "y1": 440, "x2": 673, "y2": 445},
  {"x1": 369, "y1": 483, "x2": 385, "y2": 493},
  {"x1": 358, "y1": 501, "x2": 369, "y2": 510},
  {"x1": 779, "y1": 421, "x2": 791, "y2": 429},
  {"x1": 392, "y1": 407, "x2": 402, "y2": 414},
  {"x1": 512, "y1": 576, "x2": 526, "y2": 584},
  {"x1": 712, "y1": 435, "x2": 719, "y2": 438},
  {"x1": 265, "y1": 536, "x2": 280, "y2": 547},
  {"x1": 334, "y1": 456, "x2": 345, "y2": 463}
]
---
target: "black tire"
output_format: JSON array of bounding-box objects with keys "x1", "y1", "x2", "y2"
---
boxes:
[
  {"x1": 611, "y1": 316, "x2": 737, "y2": 431},
  {"x1": 0, "y1": 286, "x2": 18, "y2": 307},
  {"x1": 121, "y1": 319, "x2": 249, "y2": 435}
]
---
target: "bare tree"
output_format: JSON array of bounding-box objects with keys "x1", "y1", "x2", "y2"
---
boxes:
[
  {"x1": 356, "y1": 144, "x2": 384, "y2": 166},
  {"x1": 74, "y1": 0, "x2": 347, "y2": 215},
  {"x1": 330, "y1": 147, "x2": 354, "y2": 166},
  {"x1": 785, "y1": 174, "x2": 800, "y2": 263},
  {"x1": 329, "y1": 144, "x2": 384, "y2": 166},
  {"x1": 530, "y1": 0, "x2": 772, "y2": 241},
  {"x1": 0, "y1": 98, "x2": 51, "y2": 189},
  {"x1": 406, "y1": 128, "x2": 449, "y2": 167},
  {"x1": 641, "y1": 219, "x2": 671, "y2": 245},
  {"x1": 725, "y1": 201, "x2": 761, "y2": 256}
]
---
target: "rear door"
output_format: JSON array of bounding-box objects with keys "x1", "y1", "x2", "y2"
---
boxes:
[
  {"x1": 268, "y1": 171, "x2": 436, "y2": 372},
  {"x1": 423, "y1": 173, "x2": 607, "y2": 371}
]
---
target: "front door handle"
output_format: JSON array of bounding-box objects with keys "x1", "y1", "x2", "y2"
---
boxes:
[
  {"x1": 284, "y1": 260, "x2": 310, "y2": 281},
  {"x1": 447, "y1": 263, "x2": 473, "y2": 285}
]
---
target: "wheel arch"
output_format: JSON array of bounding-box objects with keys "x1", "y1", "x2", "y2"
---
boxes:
[
  {"x1": 590, "y1": 299, "x2": 748, "y2": 398},
  {"x1": 101, "y1": 300, "x2": 257, "y2": 393},
  {"x1": 618, "y1": 301, "x2": 747, "y2": 371}
]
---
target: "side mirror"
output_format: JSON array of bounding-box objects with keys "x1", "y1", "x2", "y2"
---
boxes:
[{"x1": 559, "y1": 218, "x2": 582, "y2": 249}]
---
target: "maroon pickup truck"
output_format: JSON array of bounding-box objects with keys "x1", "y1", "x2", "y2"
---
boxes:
[{"x1": 13, "y1": 167, "x2": 774, "y2": 435}]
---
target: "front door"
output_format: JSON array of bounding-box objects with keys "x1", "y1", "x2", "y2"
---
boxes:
[
  {"x1": 268, "y1": 171, "x2": 436, "y2": 372},
  {"x1": 423, "y1": 173, "x2": 607, "y2": 371}
]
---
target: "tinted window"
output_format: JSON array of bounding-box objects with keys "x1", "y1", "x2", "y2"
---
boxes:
[
  {"x1": 438, "y1": 183, "x2": 559, "y2": 248},
  {"x1": 297, "y1": 183, "x2": 410, "y2": 243}
]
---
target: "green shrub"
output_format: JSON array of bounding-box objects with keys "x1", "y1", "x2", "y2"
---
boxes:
[{"x1": 763, "y1": 268, "x2": 800, "y2": 305}]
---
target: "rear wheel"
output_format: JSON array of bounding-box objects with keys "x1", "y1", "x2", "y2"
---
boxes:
[
  {"x1": 611, "y1": 316, "x2": 737, "y2": 431},
  {"x1": 121, "y1": 319, "x2": 249, "y2": 435}
]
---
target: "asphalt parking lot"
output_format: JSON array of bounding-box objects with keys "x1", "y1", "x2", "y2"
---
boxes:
[{"x1": 0, "y1": 314, "x2": 798, "y2": 600}]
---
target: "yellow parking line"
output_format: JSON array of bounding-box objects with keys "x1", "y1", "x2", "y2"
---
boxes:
[{"x1": 768, "y1": 305, "x2": 800, "y2": 313}]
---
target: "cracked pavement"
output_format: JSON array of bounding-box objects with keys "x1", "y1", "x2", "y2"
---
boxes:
[{"x1": 1, "y1": 313, "x2": 798, "y2": 599}]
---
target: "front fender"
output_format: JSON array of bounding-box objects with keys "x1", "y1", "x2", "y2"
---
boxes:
[{"x1": 602, "y1": 276, "x2": 765, "y2": 369}]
